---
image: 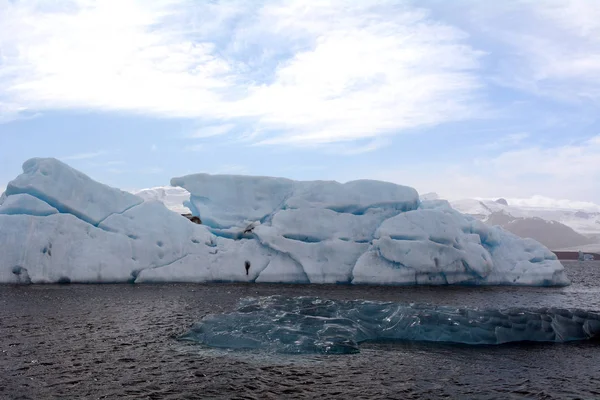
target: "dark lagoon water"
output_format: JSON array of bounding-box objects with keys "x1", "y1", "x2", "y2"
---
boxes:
[{"x1": 2, "y1": 261, "x2": 600, "y2": 399}]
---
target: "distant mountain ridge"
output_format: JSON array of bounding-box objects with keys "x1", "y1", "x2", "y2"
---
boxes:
[
  {"x1": 486, "y1": 212, "x2": 593, "y2": 250},
  {"x1": 449, "y1": 197, "x2": 600, "y2": 251}
]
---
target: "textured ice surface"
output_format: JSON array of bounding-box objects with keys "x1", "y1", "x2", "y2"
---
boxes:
[
  {"x1": 0, "y1": 158, "x2": 569, "y2": 286},
  {"x1": 0, "y1": 193, "x2": 59, "y2": 216},
  {"x1": 4, "y1": 158, "x2": 142, "y2": 225},
  {"x1": 181, "y1": 296, "x2": 600, "y2": 354},
  {"x1": 170, "y1": 173, "x2": 419, "y2": 230}
]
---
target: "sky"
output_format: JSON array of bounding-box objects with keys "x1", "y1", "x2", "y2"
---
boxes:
[{"x1": 1, "y1": 0, "x2": 599, "y2": 204}]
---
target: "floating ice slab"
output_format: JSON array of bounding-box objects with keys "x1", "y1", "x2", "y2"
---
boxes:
[
  {"x1": 181, "y1": 296, "x2": 600, "y2": 354},
  {"x1": 0, "y1": 158, "x2": 569, "y2": 286}
]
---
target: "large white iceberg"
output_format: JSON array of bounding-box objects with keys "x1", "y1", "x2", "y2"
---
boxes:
[{"x1": 0, "y1": 158, "x2": 569, "y2": 286}]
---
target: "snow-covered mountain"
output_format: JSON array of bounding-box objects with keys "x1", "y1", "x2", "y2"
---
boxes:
[{"x1": 449, "y1": 197, "x2": 600, "y2": 251}]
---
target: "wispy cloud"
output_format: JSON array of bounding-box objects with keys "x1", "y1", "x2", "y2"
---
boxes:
[
  {"x1": 0, "y1": 0, "x2": 485, "y2": 147},
  {"x1": 481, "y1": 135, "x2": 600, "y2": 181},
  {"x1": 372, "y1": 135, "x2": 600, "y2": 202},
  {"x1": 466, "y1": 0, "x2": 600, "y2": 103}
]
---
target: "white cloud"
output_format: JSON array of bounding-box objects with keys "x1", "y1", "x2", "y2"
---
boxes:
[
  {"x1": 0, "y1": 0, "x2": 485, "y2": 146},
  {"x1": 366, "y1": 135, "x2": 600, "y2": 203},
  {"x1": 469, "y1": 0, "x2": 600, "y2": 103},
  {"x1": 480, "y1": 136, "x2": 600, "y2": 182}
]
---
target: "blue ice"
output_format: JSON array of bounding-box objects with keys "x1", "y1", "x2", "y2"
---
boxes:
[{"x1": 181, "y1": 296, "x2": 600, "y2": 354}]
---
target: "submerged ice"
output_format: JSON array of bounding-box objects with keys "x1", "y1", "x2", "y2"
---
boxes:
[
  {"x1": 181, "y1": 296, "x2": 600, "y2": 354},
  {"x1": 0, "y1": 158, "x2": 569, "y2": 286}
]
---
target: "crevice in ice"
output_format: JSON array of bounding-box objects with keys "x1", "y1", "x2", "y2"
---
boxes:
[
  {"x1": 375, "y1": 247, "x2": 409, "y2": 269},
  {"x1": 260, "y1": 194, "x2": 291, "y2": 226},
  {"x1": 96, "y1": 201, "x2": 144, "y2": 229},
  {"x1": 208, "y1": 228, "x2": 255, "y2": 241},
  {"x1": 529, "y1": 256, "x2": 545, "y2": 263},
  {"x1": 4, "y1": 184, "x2": 143, "y2": 230},
  {"x1": 388, "y1": 234, "x2": 421, "y2": 241},
  {"x1": 133, "y1": 253, "x2": 192, "y2": 283},
  {"x1": 428, "y1": 236, "x2": 456, "y2": 246},
  {"x1": 340, "y1": 238, "x2": 370, "y2": 244},
  {"x1": 282, "y1": 234, "x2": 322, "y2": 243},
  {"x1": 254, "y1": 240, "x2": 310, "y2": 284},
  {"x1": 0, "y1": 192, "x2": 58, "y2": 217},
  {"x1": 187, "y1": 193, "x2": 290, "y2": 231},
  {"x1": 325, "y1": 201, "x2": 416, "y2": 216},
  {"x1": 461, "y1": 260, "x2": 484, "y2": 280},
  {"x1": 251, "y1": 260, "x2": 269, "y2": 283}
]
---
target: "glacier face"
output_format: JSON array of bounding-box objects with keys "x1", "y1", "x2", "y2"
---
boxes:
[
  {"x1": 0, "y1": 157, "x2": 569, "y2": 286},
  {"x1": 181, "y1": 296, "x2": 600, "y2": 354}
]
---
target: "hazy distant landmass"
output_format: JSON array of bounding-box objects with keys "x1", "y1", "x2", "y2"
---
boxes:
[
  {"x1": 447, "y1": 197, "x2": 600, "y2": 251},
  {"x1": 485, "y1": 212, "x2": 594, "y2": 250}
]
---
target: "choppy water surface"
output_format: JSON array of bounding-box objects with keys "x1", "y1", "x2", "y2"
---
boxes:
[{"x1": 1, "y1": 261, "x2": 600, "y2": 399}]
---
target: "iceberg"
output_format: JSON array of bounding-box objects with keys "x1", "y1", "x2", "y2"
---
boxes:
[
  {"x1": 0, "y1": 157, "x2": 569, "y2": 286},
  {"x1": 181, "y1": 296, "x2": 600, "y2": 354},
  {"x1": 133, "y1": 186, "x2": 192, "y2": 214}
]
